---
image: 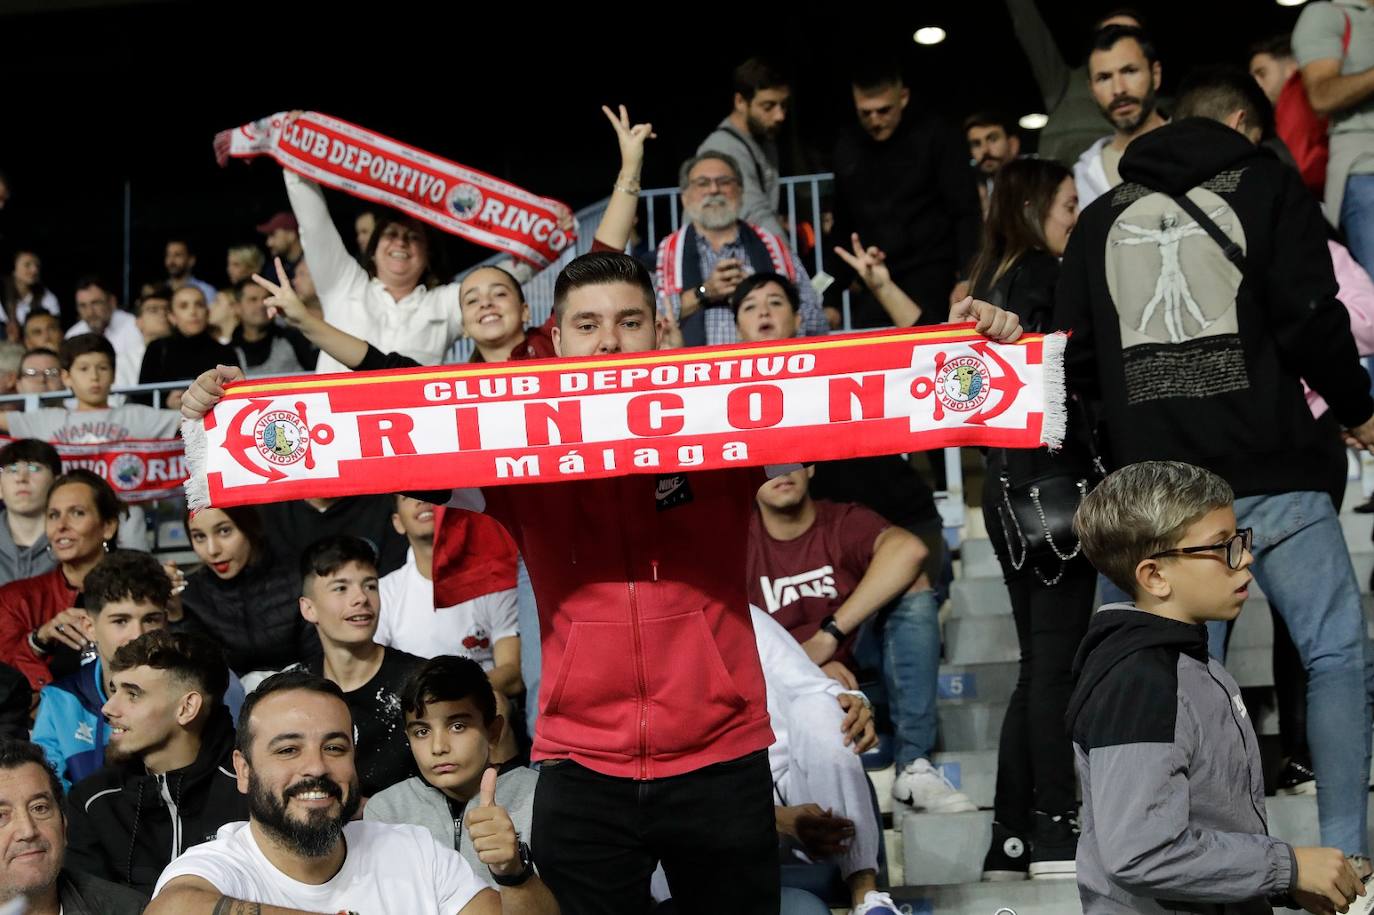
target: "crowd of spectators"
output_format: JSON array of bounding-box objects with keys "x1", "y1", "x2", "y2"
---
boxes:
[{"x1": 0, "y1": 3, "x2": 1373, "y2": 914}]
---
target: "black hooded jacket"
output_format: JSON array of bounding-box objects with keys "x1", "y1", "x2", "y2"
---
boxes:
[
  {"x1": 63, "y1": 704, "x2": 248, "y2": 894},
  {"x1": 1065, "y1": 604, "x2": 1211, "y2": 736},
  {"x1": 179, "y1": 550, "x2": 321, "y2": 676},
  {"x1": 1054, "y1": 117, "x2": 1373, "y2": 497}
]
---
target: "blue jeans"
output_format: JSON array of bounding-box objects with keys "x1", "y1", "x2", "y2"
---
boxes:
[
  {"x1": 1205, "y1": 491, "x2": 1373, "y2": 855},
  {"x1": 516, "y1": 556, "x2": 541, "y2": 736},
  {"x1": 854, "y1": 589, "x2": 941, "y2": 768},
  {"x1": 1343, "y1": 174, "x2": 1374, "y2": 278}
]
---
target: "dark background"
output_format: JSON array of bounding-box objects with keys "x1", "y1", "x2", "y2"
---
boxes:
[{"x1": 0, "y1": 0, "x2": 1311, "y2": 317}]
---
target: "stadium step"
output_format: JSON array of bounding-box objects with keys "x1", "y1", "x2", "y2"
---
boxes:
[
  {"x1": 936, "y1": 700, "x2": 1008, "y2": 753},
  {"x1": 948, "y1": 577, "x2": 1012, "y2": 619},
  {"x1": 1345, "y1": 511, "x2": 1374, "y2": 554},
  {"x1": 891, "y1": 880, "x2": 1080, "y2": 915},
  {"x1": 957, "y1": 537, "x2": 1001, "y2": 580},
  {"x1": 944, "y1": 617, "x2": 1019, "y2": 665},
  {"x1": 938, "y1": 662, "x2": 1019, "y2": 706}
]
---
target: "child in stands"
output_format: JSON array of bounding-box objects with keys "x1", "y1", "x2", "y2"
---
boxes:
[
  {"x1": 364, "y1": 655, "x2": 538, "y2": 880},
  {"x1": 1068, "y1": 461, "x2": 1362, "y2": 914}
]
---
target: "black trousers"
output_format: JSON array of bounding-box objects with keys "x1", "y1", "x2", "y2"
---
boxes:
[
  {"x1": 531, "y1": 750, "x2": 780, "y2": 915},
  {"x1": 991, "y1": 560, "x2": 1098, "y2": 833}
]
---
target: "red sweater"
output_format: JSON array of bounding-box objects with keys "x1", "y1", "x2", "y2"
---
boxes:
[
  {"x1": 0, "y1": 567, "x2": 79, "y2": 689},
  {"x1": 478, "y1": 470, "x2": 775, "y2": 781}
]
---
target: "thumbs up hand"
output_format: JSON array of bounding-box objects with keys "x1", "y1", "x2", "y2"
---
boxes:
[{"x1": 465, "y1": 768, "x2": 521, "y2": 876}]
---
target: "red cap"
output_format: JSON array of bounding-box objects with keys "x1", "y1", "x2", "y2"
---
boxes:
[{"x1": 255, "y1": 212, "x2": 298, "y2": 235}]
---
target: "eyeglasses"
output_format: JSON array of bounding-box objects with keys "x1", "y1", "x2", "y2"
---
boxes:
[
  {"x1": 20, "y1": 367, "x2": 60, "y2": 378},
  {"x1": 1, "y1": 462, "x2": 48, "y2": 476},
  {"x1": 687, "y1": 177, "x2": 741, "y2": 191},
  {"x1": 1149, "y1": 528, "x2": 1253, "y2": 571}
]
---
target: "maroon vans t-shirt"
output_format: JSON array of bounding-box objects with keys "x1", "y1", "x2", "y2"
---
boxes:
[{"x1": 746, "y1": 500, "x2": 891, "y2": 658}]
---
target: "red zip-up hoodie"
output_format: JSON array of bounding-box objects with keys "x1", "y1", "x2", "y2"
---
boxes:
[{"x1": 474, "y1": 468, "x2": 775, "y2": 780}]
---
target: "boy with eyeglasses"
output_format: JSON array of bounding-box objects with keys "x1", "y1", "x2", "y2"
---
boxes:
[
  {"x1": 0, "y1": 439, "x2": 60, "y2": 586},
  {"x1": 1067, "y1": 460, "x2": 1364, "y2": 915}
]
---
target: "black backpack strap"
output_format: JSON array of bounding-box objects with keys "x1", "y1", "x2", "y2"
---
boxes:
[{"x1": 1171, "y1": 191, "x2": 1246, "y2": 270}]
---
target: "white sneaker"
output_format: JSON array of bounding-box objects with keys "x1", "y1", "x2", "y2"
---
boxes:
[
  {"x1": 892, "y1": 758, "x2": 977, "y2": 813},
  {"x1": 851, "y1": 890, "x2": 904, "y2": 915}
]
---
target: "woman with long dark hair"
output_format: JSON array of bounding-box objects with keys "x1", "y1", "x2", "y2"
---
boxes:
[
  {"x1": 1, "y1": 251, "x2": 60, "y2": 342},
  {"x1": 969, "y1": 158, "x2": 1096, "y2": 882},
  {"x1": 0, "y1": 469, "x2": 124, "y2": 690},
  {"x1": 178, "y1": 505, "x2": 320, "y2": 686}
]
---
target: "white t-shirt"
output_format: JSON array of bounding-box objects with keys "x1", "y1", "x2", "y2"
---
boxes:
[
  {"x1": 152, "y1": 820, "x2": 490, "y2": 914},
  {"x1": 377, "y1": 548, "x2": 519, "y2": 670},
  {"x1": 7, "y1": 403, "x2": 180, "y2": 444}
]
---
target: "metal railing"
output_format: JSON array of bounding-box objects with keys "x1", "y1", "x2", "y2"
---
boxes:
[
  {"x1": 0, "y1": 379, "x2": 199, "y2": 556},
  {"x1": 0, "y1": 379, "x2": 191, "y2": 412}
]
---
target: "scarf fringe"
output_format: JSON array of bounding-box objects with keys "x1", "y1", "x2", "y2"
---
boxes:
[
  {"x1": 181, "y1": 418, "x2": 210, "y2": 511},
  {"x1": 1040, "y1": 331, "x2": 1069, "y2": 451}
]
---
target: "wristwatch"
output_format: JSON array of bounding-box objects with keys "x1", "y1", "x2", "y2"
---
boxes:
[
  {"x1": 819, "y1": 615, "x2": 847, "y2": 643},
  {"x1": 695, "y1": 283, "x2": 711, "y2": 305},
  {"x1": 491, "y1": 840, "x2": 535, "y2": 887}
]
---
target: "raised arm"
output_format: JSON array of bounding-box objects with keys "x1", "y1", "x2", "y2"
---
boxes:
[
  {"x1": 279, "y1": 122, "x2": 368, "y2": 306},
  {"x1": 252, "y1": 258, "x2": 370, "y2": 370},
  {"x1": 594, "y1": 105, "x2": 655, "y2": 252},
  {"x1": 832, "y1": 233, "x2": 921, "y2": 327}
]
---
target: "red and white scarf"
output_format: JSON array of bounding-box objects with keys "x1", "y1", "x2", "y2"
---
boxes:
[
  {"x1": 183, "y1": 326, "x2": 1066, "y2": 510},
  {"x1": 1, "y1": 437, "x2": 187, "y2": 504},
  {"x1": 214, "y1": 112, "x2": 575, "y2": 268}
]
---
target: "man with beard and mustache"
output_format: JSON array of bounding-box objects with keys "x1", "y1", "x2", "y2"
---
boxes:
[
  {"x1": 148, "y1": 670, "x2": 558, "y2": 915},
  {"x1": 697, "y1": 58, "x2": 790, "y2": 238},
  {"x1": 0, "y1": 739, "x2": 147, "y2": 915},
  {"x1": 964, "y1": 112, "x2": 1023, "y2": 217},
  {"x1": 1074, "y1": 25, "x2": 1168, "y2": 209},
  {"x1": 163, "y1": 239, "x2": 218, "y2": 305},
  {"x1": 655, "y1": 152, "x2": 828, "y2": 347},
  {"x1": 63, "y1": 630, "x2": 246, "y2": 893}
]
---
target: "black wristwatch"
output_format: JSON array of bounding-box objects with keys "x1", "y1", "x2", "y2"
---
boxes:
[
  {"x1": 819, "y1": 615, "x2": 847, "y2": 643},
  {"x1": 491, "y1": 841, "x2": 535, "y2": 887},
  {"x1": 695, "y1": 283, "x2": 711, "y2": 305}
]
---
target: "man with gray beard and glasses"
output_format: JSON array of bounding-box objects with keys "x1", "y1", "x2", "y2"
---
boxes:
[
  {"x1": 147, "y1": 670, "x2": 558, "y2": 915},
  {"x1": 655, "y1": 151, "x2": 828, "y2": 347}
]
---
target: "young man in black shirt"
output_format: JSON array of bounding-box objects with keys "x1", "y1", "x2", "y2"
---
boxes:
[{"x1": 300, "y1": 535, "x2": 423, "y2": 797}]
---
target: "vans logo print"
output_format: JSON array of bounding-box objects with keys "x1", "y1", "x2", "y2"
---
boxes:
[{"x1": 761, "y1": 567, "x2": 839, "y2": 614}]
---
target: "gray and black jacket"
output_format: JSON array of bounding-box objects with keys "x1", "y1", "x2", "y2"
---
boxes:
[
  {"x1": 365, "y1": 765, "x2": 538, "y2": 880},
  {"x1": 1066, "y1": 604, "x2": 1295, "y2": 914}
]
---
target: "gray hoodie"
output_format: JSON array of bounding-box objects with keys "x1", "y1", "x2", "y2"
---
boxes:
[
  {"x1": 0, "y1": 508, "x2": 53, "y2": 587},
  {"x1": 365, "y1": 766, "x2": 538, "y2": 879},
  {"x1": 1066, "y1": 604, "x2": 1295, "y2": 914}
]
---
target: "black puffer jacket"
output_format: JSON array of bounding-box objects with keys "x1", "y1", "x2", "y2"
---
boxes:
[
  {"x1": 179, "y1": 550, "x2": 321, "y2": 676},
  {"x1": 64, "y1": 705, "x2": 248, "y2": 893}
]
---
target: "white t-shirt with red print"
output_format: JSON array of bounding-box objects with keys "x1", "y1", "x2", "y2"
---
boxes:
[{"x1": 377, "y1": 548, "x2": 519, "y2": 669}]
